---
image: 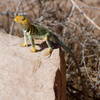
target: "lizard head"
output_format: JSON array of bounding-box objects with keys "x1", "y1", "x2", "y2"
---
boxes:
[{"x1": 14, "y1": 15, "x2": 30, "y2": 25}]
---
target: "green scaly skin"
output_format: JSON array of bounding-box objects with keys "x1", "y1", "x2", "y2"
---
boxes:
[{"x1": 14, "y1": 16, "x2": 74, "y2": 56}]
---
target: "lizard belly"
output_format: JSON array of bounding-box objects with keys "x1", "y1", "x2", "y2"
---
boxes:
[{"x1": 33, "y1": 34, "x2": 46, "y2": 40}]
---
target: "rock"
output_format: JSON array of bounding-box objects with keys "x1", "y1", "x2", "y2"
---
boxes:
[{"x1": 0, "y1": 30, "x2": 66, "y2": 100}]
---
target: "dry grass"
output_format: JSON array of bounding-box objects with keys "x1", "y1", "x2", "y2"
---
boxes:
[{"x1": 0, "y1": 0, "x2": 100, "y2": 100}]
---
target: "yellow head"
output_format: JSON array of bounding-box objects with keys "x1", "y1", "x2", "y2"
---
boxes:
[{"x1": 14, "y1": 16, "x2": 30, "y2": 25}]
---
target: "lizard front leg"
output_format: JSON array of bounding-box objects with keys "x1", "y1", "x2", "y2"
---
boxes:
[
  {"x1": 44, "y1": 35, "x2": 53, "y2": 56},
  {"x1": 20, "y1": 30, "x2": 28, "y2": 47},
  {"x1": 28, "y1": 34, "x2": 37, "y2": 52}
]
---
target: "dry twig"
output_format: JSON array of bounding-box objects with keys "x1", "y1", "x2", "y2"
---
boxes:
[
  {"x1": 9, "y1": 0, "x2": 23, "y2": 35},
  {"x1": 70, "y1": 0, "x2": 100, "y2": 30}
]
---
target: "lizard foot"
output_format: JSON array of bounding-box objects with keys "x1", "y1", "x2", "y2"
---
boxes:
[
  {"x1": 44, "y1": 36, "x2": 48, "y2": 41},
  {"x1": 31, "y1": 47, "x2": 37, "y2": 53},
  {"x1": 20, "y1": 43, "x2": 28, "y2": 47},
  {"x1": 44, "y1": 48, "x2": 53, "y2": 56}
]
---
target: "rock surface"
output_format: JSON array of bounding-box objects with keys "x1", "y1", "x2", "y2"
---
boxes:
[{"x1": 0, "y1": 30, "x2": 66, "y2": 100}]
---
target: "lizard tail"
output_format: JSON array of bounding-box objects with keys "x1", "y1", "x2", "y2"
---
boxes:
[
  {"x1": 55, "y1": 38, "x2": 71, "y2": 53},
  {"x1": 51, "y1": 34, "x2": 70, "y2": 52},
  {"x1": 57, "y1": 38, "x2": 78, "y2": 62},
  {"x1": 57, "y1": 38, "x2": 81, "y2": 74}
]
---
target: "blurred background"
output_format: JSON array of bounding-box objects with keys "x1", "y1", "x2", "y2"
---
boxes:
[
  {"x1": 0, "y1": 0, "x2": 99, "y2": 100},
  {"x1": 0, "y1": 0, "x2": 100, "y2": 36}
]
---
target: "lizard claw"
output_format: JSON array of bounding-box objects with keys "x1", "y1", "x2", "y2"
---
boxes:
[
  {"x1": 20, "y1": 43, "x2": 28, "y2": 47},
  {"x1": 44, "y1": 48, "x2": 53, "y2": 56},
  {"x1": 31, "y1": 47, "x2": 37, "y2": 53}
]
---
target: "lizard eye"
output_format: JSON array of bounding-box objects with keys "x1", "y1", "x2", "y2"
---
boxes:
[{"x1": 21, "y1": 17, "x2": 25, "y2": 21}]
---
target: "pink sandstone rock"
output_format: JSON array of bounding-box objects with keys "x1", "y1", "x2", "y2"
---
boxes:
[{"x1": 0, "y1": 30, "x2": 66, "y2": 100}]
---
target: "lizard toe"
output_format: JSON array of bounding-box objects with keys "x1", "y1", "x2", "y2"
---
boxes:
[
  {"x1": 44, "y1": 48, "x2": 53, "y2": 56},
  {"x1": 20, "y1": 43, "x2": 28, "y2": 47}
]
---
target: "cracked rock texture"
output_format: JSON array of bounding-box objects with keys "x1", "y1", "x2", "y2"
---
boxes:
[{"x1": 0, "y1": 30, "x2": 66, "y2": 100}]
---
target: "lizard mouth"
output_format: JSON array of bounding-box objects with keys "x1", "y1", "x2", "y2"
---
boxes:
[{"x1": 14, "y1": 16, "x2": 19, "y2": 23}]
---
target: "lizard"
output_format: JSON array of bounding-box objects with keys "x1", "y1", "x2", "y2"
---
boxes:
[
  {"x1": 14, "y1": 15, "x2": 81, "y2": 73},
  {"x1": 14, "y1": 15, "x2": 76, "y2": 57}
]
